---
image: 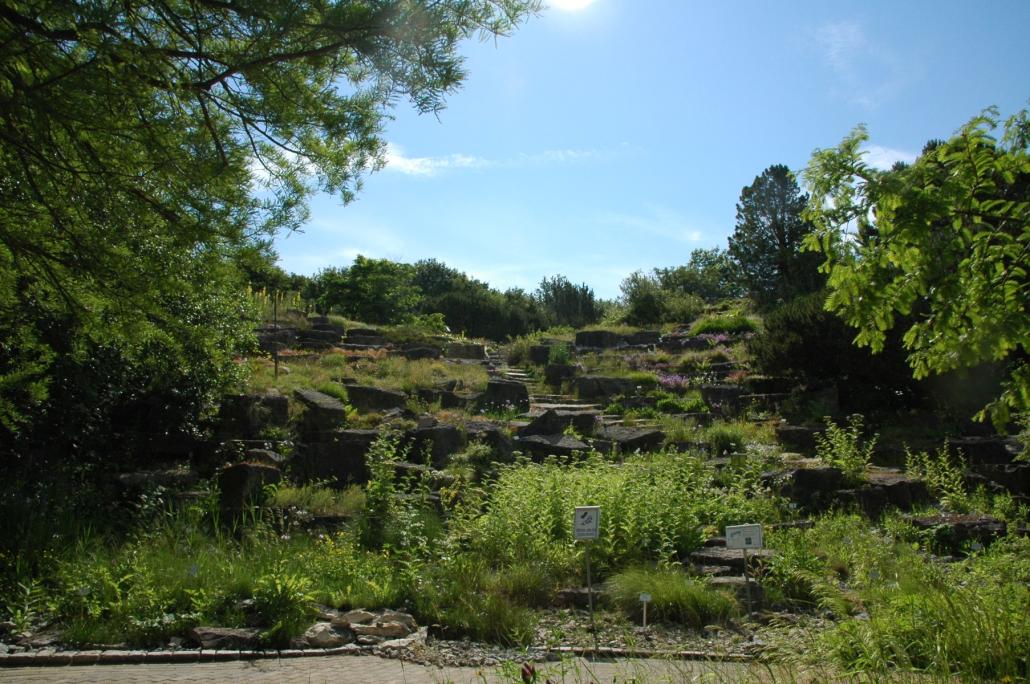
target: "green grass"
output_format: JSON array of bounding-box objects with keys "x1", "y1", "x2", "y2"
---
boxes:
[
  {"x1": 689, "y1": 314, "x2": 759, "y2": 335},
  {"x1": 267, "y1": 483, "x2": 365, "y2": 517},
  {"x1": 605, "y1": 565, "x2": 738, "y2": 626},
  {"x1": 247, "y1": 352, "x2": 488, "y2": 397}
]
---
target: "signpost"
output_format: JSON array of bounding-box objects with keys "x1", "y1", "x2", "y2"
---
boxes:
[
  {"x1": 574, "y1": 506, "x2": 600, "y2": 652},
  {"x1": 725, "y1": 523, "x2": 763, "y2": 617},
  {"x1": 639, "y1": 592, "x2": 652, "y2": 629}
]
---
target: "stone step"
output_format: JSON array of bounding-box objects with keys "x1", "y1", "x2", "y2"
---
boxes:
[
  {"x1": 528, "y1": 403, "x2": 603, "y2": 414},
  {"x1": 689, "y1": 547, "x2": 774, "y2": 572}
]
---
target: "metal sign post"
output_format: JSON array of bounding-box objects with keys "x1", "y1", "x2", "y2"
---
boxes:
[
  {"x1": 725, "y1": 523, "x2": 763, "y2": 618},
  {"x1": 573, "y1": 506, "x2": 600, "y2": 654}
]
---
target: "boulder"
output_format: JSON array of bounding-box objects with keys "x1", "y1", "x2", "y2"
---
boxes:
[
  {"x1": 972, "y1": 462, "x2": 1030, "y2": 495},
  {"x1": 835, "y1": 472, "x2": 931, "y2": 516},
  {"x1": 575, "y1": 330, "x2": 624, "y2": 348},
  {"x1": 775, "y1": 424, "x2": 824, "y2": 456},
  {"x1": 188, "y1": 626, "x2": 262, "y2": 650},
  {"x1": 308, "y1": 315, "x2": 331, "y2": 327},
  {"x1": 256, "y1": 327, "x2": 297, "y2": 354},
  {"x1": 346, "y1": 385, "x2": 408, "y2": 412},
  {"x1": 519, "y1": 409, "x2": 600, "y2": 438},
  {"x1": 294, "y1": 429, "x2": 379, "y2": 485},
  {"x1": 415, "y1": 387, "x2": 467, "y2": 409},
  {"x1": 700, "y1": 384, "x2": 747, "y2": 416},
  {"x1": 516, "y1": 433, "x2": 590, "y2": 459},
  {"x1": 217, "y1": 462, "x2": 281, "y2": 519},
  {"x1": 293, "y1": 388, "x2": 349, "y2": 434},
  {"x1": 465, "y1": 421, "x2": 515, "y2": 462},
  {"x1": 544, "y1": 363, "x2": 577, "y2": 387},
  {"x1": 377, "y1": 627, "x2": 428, "y2": 652},
  {"x1": 597, "y1": 425, "x2": 665, "y2": 453},
  {"x1": 575, "y1": 376, "x2": 638, "y2": 401},
  {"x1": 218, "y1": 394, "x2": 289, "y2": 438},
  {"x1": 352, "y1": 622, "x2": 412, "y2": 638},
  {"x1": 529, "y1": 345, "x2": 552, "y2": 365},
  {"x1": 304, "y1": 622, "x2": 353, "y2": 648},
  {"x1": 625, "y1": 330, "x2": 661, "y2": 346},
  {"x1": 333, "y1": 609, "x2": 376, "y2": 627},
  {"x1": 908, "y1": 513, "x2": 1007, "y2": 553},
  {"x1": 762, "y1": 467, "x2": 845, "y2": 511},
  {"x1": 402, "y1": 346, "x2": 442, "y2": 360},
  {"x1": 946, "y1": 436, "x2": 1022, "y2": 465},
  {"x1": 404, "y1": 424, "x2": 466, "y2": 468},
  {"x1": 445, "y1": 342, "x2": 486, "y2": 360},
  {"x1": 476, "y1": 379, "x2": 530, "y2": 413}
]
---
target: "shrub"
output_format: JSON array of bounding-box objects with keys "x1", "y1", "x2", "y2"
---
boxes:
[
  {"x1": 747, "y1": 292, "x2": 921, "y2": 413},
  {"x1": 702, "y1": 423, "x2": 748, "y2": 455},
  {"x1": 815, "y1": 415, "x2": 876, "y2": 484},
  {"x1": 605, "y1": 565, "x2": 737, "y2": 626},
  {"x1": 547, "y1": 344, "x2": 572, "y2": 366},
  {"x1": 655, "y1": 391, "x2": 706, "y2": 414},
  {"x1": 689, "y1": 314, "x2": 757, "y2": 336},
  {"x1": 253, "y1": 565, "x2": 315, "y2": 645},
  {"x1": 905, "y1": 445, "x2": 969, "y2": 512}
]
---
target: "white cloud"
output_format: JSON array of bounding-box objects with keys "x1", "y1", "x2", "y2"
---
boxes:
[
  {"x1": 862, "y1": 144, "x2": 917, "y2": 170},
  {"x1": 595, "y1": 206, "x2": 706, "y2": 244},
  {"x1": 813, "y1": 20, "x2": 912, "y2": 110},
  {"x1": 382, "y1": 142, "x2": 633, "y2": 177},
  {"x1": 383, "y1": 144, "x2": 491, "y2": 177}
]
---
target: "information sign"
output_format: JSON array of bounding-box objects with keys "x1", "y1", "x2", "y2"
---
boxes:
[
  {"x1": 725, "y1": 523, "x2": 763, "y2": 550},
  {"x1": 573, "y1": 506, "x2": 600, "y2": 540}
]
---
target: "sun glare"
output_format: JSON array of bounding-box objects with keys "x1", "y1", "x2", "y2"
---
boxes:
[{"x1": 549, "y1": 0, "x2": 597, "y2": 11}]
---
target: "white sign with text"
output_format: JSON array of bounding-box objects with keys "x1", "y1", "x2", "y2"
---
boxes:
[{"x1": 725, "y1": 523, "x2": 763, "y2": 549}]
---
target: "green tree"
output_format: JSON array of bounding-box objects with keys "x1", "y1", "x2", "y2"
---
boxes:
[
  {"x1": 0, "y1": 1, "x2": 537, "y2": 444},
  {"x1": 619, "y1": 271, "x2": 702, "y2": 326},
  {"x1": 803, "y1": 107, "x2": 1029, "y2": 428},
  {"x1": 728, "y1": 164, "x2": 823, "y2": 307},
  {"x1": 535, "y1": 275, "x2": 602, "y2": 328},
  {"x1": 655, "y1": 247, "x2": 743, "y2": 302},
  {"x1": 314, "y1": 256, "x2": 421, "y2": 324}
]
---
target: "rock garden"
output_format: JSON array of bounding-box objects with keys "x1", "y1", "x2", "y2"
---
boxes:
[{"x1": 3, "y1": 306, "x2": 1028, "y2": 682}]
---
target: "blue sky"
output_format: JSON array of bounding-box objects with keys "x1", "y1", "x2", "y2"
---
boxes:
[{"x1": 275, "y1": 0, "x2": 1030, "y2": 299}]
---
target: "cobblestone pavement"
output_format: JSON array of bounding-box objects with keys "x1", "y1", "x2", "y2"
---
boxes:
[{"x1": 0, "y1": 655, "x2": 754, "y2": 683}]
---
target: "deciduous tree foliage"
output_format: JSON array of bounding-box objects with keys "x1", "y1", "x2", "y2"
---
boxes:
[
  {"x1": 0, "y1": 1, "x2": 537, "y2": 445},
  {"x1": 803, "y1": 107, "x2": 1029, "y2": 429},
  {"x1": 728, "y1": 164, "x2": 823, "y2": 307},
  {"x1": 655, "y1": 247, "x2": 743, "y2": 303}
]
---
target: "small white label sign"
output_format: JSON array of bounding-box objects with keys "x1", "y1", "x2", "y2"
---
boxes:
[
  {"x1": 725, "y1": 523, "x2": 763, "y2": 550},
  {"x1": 639, "y1": 592, "x2": 652, "y2": 603},
  {"x1": 573, "y1": 506, "x2": 601, "y2": 540}
]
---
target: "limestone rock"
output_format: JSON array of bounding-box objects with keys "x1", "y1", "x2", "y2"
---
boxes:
[
  {"x1": 304, "y1": 622, "x2": 353, "y2": 648},
  {"x1": 188, "y1": 626, "x2": 262, "y2": 650},
  {"x1": 335, "y1": 609, "x2": 376, "y2": 626}
]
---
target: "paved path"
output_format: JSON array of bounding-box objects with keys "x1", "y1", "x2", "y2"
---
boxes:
[{"x1": 0, "y1": 655, "x2": 757, "y2": 683}]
